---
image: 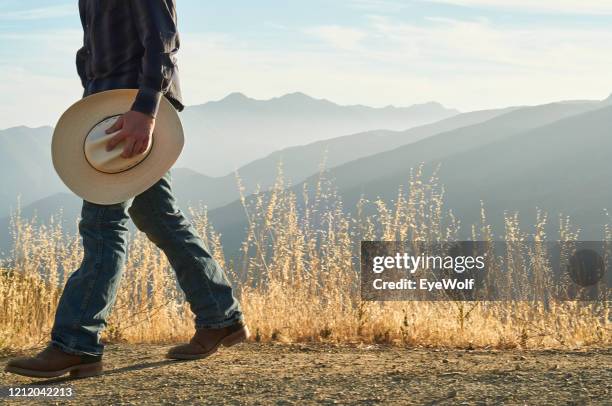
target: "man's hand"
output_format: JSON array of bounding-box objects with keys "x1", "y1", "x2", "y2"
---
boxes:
[{"x1": 105, "y1": 110, "x2": 155, "y2": 158}]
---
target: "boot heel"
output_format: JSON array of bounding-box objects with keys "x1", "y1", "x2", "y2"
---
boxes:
[
  {"x1": 70, "y1": 362, "x2": 103, "y2": 378},
  {"x1": 222, "y1": 326, "x2": 250, "y2": 347}
]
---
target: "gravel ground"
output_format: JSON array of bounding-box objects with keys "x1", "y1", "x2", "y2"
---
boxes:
[{"x1": 0, "y1": 343, "x2": 610, "y2": 405}]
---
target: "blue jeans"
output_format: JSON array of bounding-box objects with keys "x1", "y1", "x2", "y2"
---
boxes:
[{"x1": 51, "y1": 171, "x2": 243, "y2": 356}]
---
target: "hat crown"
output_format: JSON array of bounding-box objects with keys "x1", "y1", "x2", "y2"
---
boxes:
[{"x1": 83, "y1": 115, "x2": 151, "y2": 174}]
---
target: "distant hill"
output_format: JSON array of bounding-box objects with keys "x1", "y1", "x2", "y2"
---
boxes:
[
  {"x1": 178, "y1": 92, "x2": 459, "y2": 176},
  {"x1": 0, "y1": 93, "x2": 458, "y2": 218},
  {"x1": 0, "y1": 126, "x2": 69, "y2": 218},
  {"x1": 206, "y1": 98, "x2": 610, "y2": 254},
  {"x1": 0, "y1": 106, "x2": 500, "y2": 249},
  {"x1": 0, "y1": 105, "x2": 506, "y2": 254},
  {"x1": 342, "y1": 104, "x2": 612, "y2": 239},
  {"x1": 3, "y1": 96, "x2": 611, "y2": 258},
  {"x1": 0, "y1": 100, "x2": 485, "y2": 219},
  {"x1": 173, "y1": 105, "x2": 517, "y2": 210}
]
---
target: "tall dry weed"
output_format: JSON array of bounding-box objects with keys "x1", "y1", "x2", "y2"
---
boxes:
[{"x1": 0, "y1": 166, "x2": 609, "y2": 353}]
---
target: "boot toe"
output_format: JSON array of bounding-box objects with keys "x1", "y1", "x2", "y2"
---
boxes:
[
  {"x1": 6, "y1": 357, "x2": 28, "y2": 369},
  {"x1": 166, "y1": 343, "x2": 209, "y2": 360}
]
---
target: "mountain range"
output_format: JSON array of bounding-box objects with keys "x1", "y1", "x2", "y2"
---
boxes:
[
  {"x1": 0, "y1": 125, "x2": 65, "y2": 219},
  {"x1": 2, "y1": 93, "x2": 612, "y2": 258},
  {"x1": 177, "y1": 92, "x2": 459, "y2": 176},
  {"x1": 206, "y1": 97, "x2": 611, "y2": 254},
  {"x1": 0, "y1": 92, "x2": 458, "y2": 218}
]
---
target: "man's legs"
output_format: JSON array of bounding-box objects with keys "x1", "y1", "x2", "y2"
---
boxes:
[
  {"x1": 51, "y1": 200, "x2": 131, "y2": 356},
  {"x1": 128, "y1": 171, "x2": 243, "y2": 329},
  {"x1": 6, "y1": 171, "x2": 244, "y2": 377}
]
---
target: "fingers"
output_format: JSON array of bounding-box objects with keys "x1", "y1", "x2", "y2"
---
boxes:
[
  {"x1": 107, "y1": 132, "x2": 148, "y2": 157},
  {"x1": 106, "y1": 130, "x2": 128, "y2": 152},
  {"x1": 105, "y1": 116, "x2": 124, "y2": 134},
  {"x1": 121, "y1": 138, "x2": 137, "y2": 158},
  {"x1": 132, "y1": 140, "x2": 144, "y2": 156},
  {"x1": 135, "y1": 139, "x2": 149, "y2": 155}
]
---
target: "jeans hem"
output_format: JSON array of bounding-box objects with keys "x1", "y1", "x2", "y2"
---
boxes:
[
  {"x1": 195, "y1": 313, "x2": 244, "y2": 330},
  {"x1": 50, "y1": 340, "x2": 103, "y2": 357}
]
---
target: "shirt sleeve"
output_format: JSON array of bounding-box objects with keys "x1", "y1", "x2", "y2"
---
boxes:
[
  {"x1": 129, "y1": 0, "x2": 179, "y2": 118},
  {"x1": 76, "y1": 46, "x2": 88, "y2": 89}
]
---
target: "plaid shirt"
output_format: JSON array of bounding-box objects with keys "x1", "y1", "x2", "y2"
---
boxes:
[{"x1": 77, "y1": 0, "x2": 183, "y2": 117}]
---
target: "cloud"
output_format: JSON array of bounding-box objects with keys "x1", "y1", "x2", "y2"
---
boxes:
[
  {"x1": 0, "y1": 3, "x2": 74, "y2": 20},
  {"x1": 3, "y1": 8, "x2": 612, "y2": 128},
  {"x1": 362, "y1": 15, "x2": 612, "y2": 74},
  {"x1": 304, "y1": 26, "x2": 367, "y2": 51},
  {"x1": 177, "y1": 16, "x2": 612, "y2": 113},
  {"x1": 421, "y1": 0, "x2": 612, "y2": 15},
  {"x1": 301, "y1": 15, "x2": 612, "y2": 77}
]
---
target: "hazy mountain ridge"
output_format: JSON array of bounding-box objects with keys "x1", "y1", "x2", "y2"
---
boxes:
[
  {"x1": 178, "y1": 92, "x2": 459, "y2": 176},
  {"x1": 0, "y1": 125, "x2": 68, "y2": 217},
  {"x1": 205, "y1": 97, "x2": 611, "y2": 254},
  {"x1": 0, "y1": 93, "x2": 459, "y2": 217},
  {"x1": 173, "y1": 105, "x2": 518, "y2": 210},
  {"x1": 3, "y1": 94, "x2": 611, "y2": 256},
  {"x1": 0, "y1": 104, "x2": 505, "y2": 250},
  {"x1": 342, "y1": 103, "x2": 612, "y2": 239}
]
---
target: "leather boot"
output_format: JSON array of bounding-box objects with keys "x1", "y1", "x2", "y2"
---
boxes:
[
  {"x1": 166, "y1": 321, "x2": 249, "y2": 360},
  {"x1": 5, "y1": 344, "x2": 103, "y2": 378}
]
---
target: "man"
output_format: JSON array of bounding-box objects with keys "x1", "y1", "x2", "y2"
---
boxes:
[{"x1": 6, "y1": 0, "x2": 248, "y2": 378}]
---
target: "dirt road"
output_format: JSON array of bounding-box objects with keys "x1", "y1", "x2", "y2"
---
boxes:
[{"x1": 1, "y1": 343, "x2": 610, "y2": 405}]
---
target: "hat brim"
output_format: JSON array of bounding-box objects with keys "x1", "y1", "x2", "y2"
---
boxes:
[{"x1": 52, "y1": 89, "x2": 184, "y2": 205}]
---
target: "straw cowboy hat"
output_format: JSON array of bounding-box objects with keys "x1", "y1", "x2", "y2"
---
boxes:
[{"x1": 52, "y1": 89, "x2": 184, "y2": 205}]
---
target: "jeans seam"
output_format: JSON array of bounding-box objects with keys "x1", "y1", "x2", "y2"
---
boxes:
[
  {"x1": 139, "y1": 191, "x2": 224, "y2": 317},
  {"x1": 75, "y1": 206, "x2": 105, "y2": 320}
]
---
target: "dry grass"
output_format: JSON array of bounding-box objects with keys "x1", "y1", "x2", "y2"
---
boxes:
[{"x1": 0, "y1": 166, "x2": 609, "y2": 353}]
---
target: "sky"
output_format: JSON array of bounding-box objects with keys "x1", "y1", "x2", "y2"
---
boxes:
[{"x1": 1, "y1": 0, "x2": 612, "y2": 128}]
